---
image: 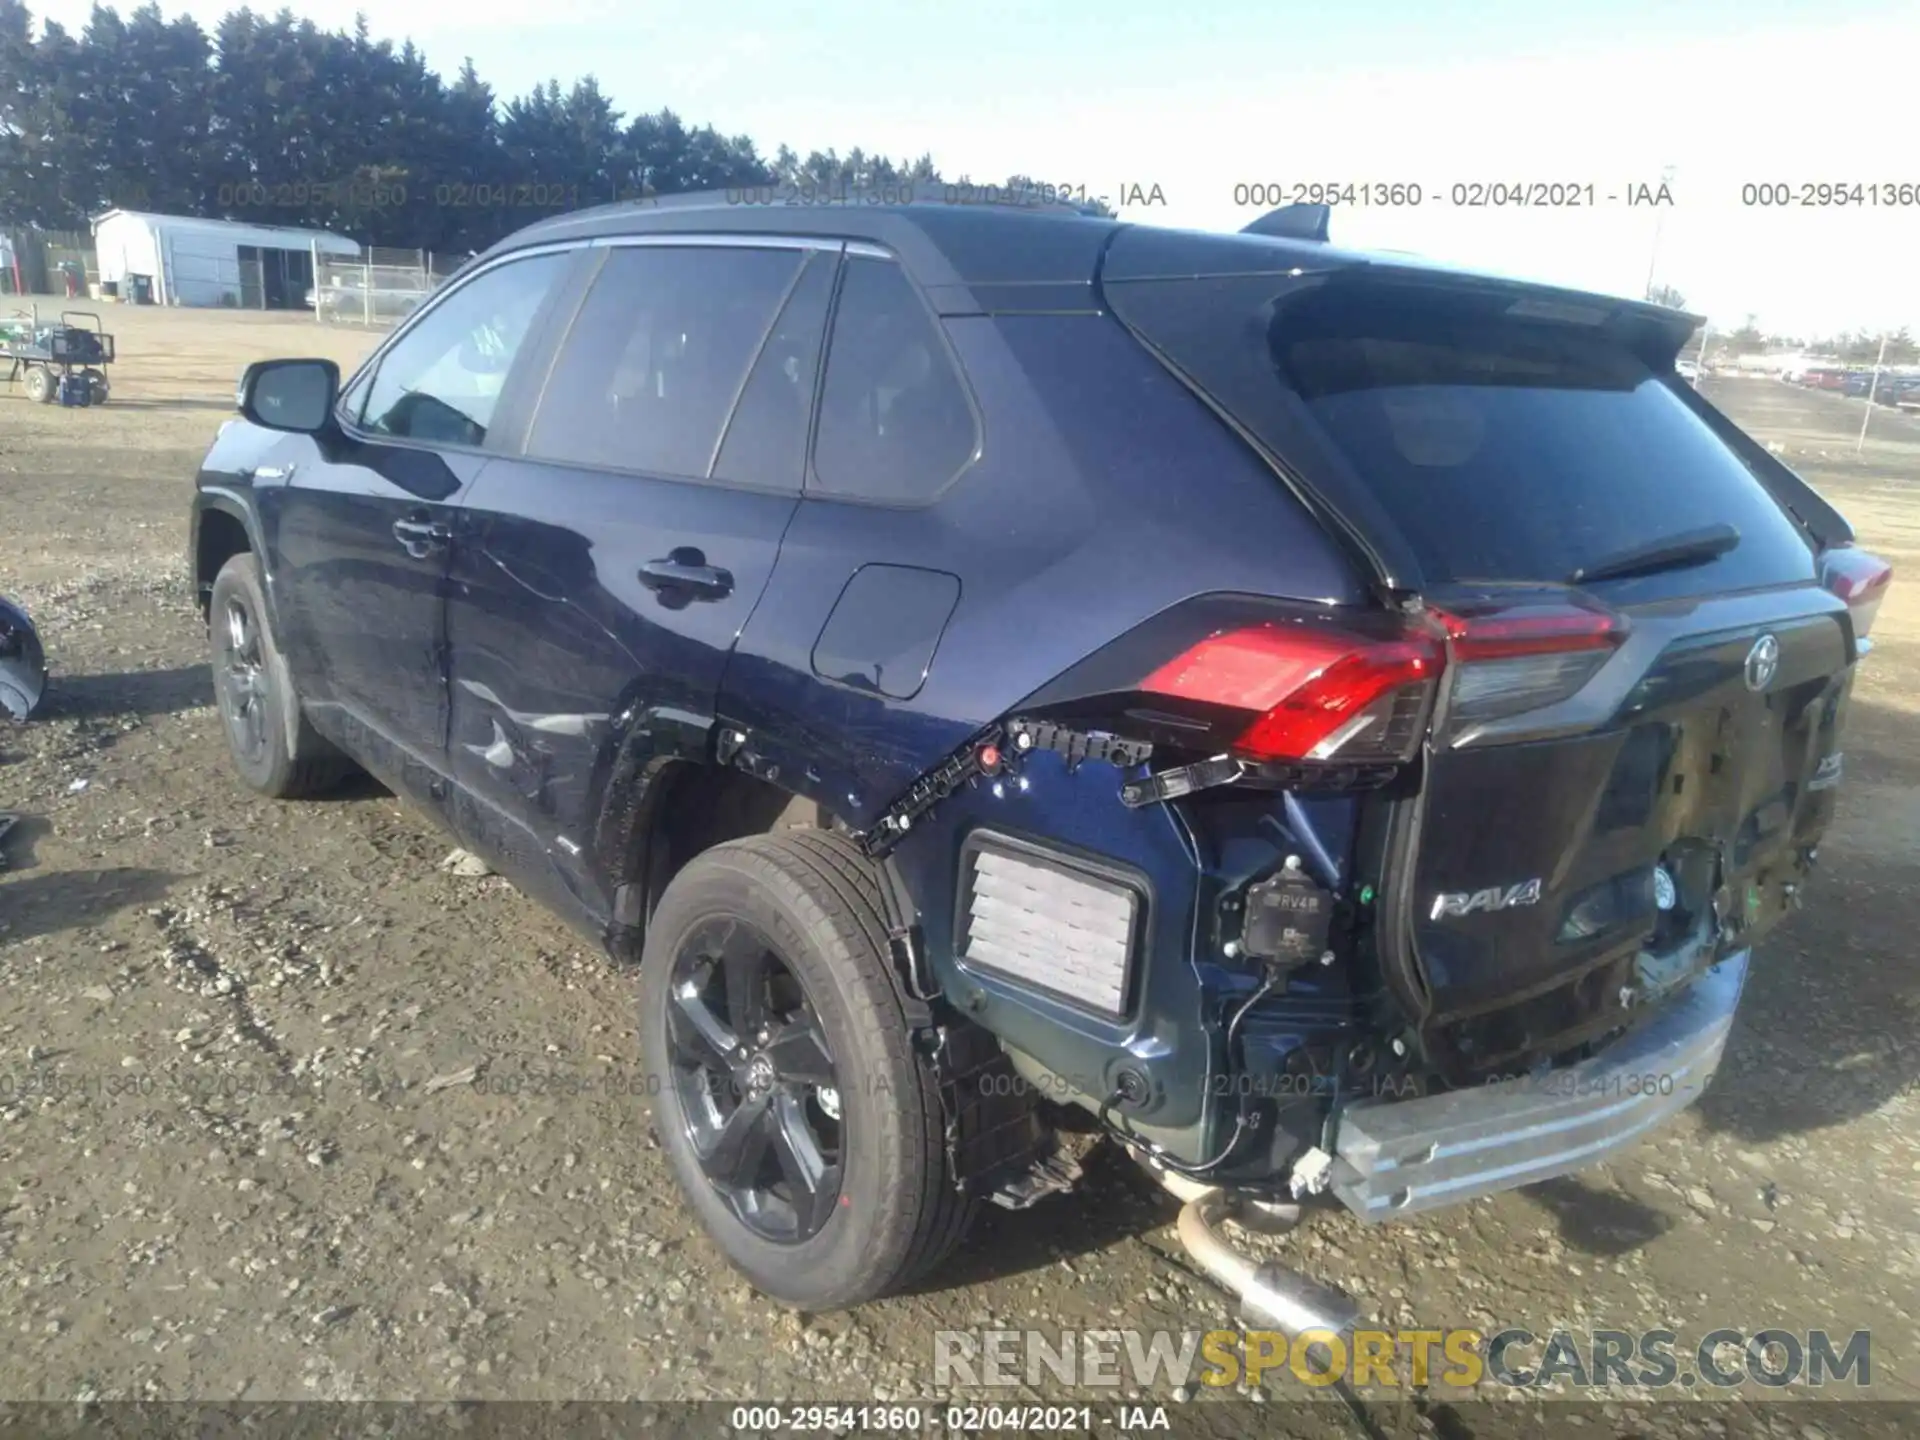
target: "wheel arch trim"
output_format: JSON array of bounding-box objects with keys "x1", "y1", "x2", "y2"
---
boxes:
[{"x1": 592, "y1": 711, "x2": 928, "y2": 1011}]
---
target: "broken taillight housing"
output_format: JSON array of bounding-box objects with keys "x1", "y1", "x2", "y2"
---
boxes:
[
  {"x1": 1819, "y1": 545, "x2": 1893, "y2": 645},
  {"x1": 1017, "y1": 592, "x2": 1627, "y2": 784},
  {"x1": 1138, "y1": 618, "x2": 1443, "y2": 764},
  {"x1": 1430, "y1": 594, "x2": 1627, "y2": 727}
]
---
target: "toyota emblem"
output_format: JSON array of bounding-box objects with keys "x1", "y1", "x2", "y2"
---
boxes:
[{"x1": 1744, "y1": 633, "x2": 1780, "y2": 692}]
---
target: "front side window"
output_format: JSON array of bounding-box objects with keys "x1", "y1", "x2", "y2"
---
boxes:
[{"x1": 359, "y1": 252, "x2": 567, "y2": 448}]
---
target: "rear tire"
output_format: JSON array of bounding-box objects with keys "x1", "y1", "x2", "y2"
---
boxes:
[
  {"x1": 85, "y1": 370, "x2": 108, "y2": 404},
  {"x1": 639, "y1": 829, "x2": 974, "y2": 1309},
  {"x1": 208, "y1": 552, "x2": 355, "y2": 798}
]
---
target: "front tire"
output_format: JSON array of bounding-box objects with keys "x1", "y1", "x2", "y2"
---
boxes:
[
  {"x1": 208, "y1": 552, "x2": 354, "y2": 798},
  {"x1": 639, "y1": 830, "x2": 973, "y2": 1309},
  {"x1": 23, "y1": 365, "x2": 54, "y2": 404}
]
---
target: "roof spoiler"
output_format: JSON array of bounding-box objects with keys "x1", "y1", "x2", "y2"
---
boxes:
[{"x1": 1240, "y1": 203, "x2": 1331, "y2": 243}]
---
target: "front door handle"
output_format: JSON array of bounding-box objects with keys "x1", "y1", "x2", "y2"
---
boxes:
[
  {"x1": 392, "y1": 515, "x2": 450, "y2": 559},
  {"x1": 639, "y1": 548, "x2": 734, "y2": 603}
]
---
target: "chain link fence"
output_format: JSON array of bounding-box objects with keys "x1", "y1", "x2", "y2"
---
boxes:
[
  {"x1": 1, "y1": 229, "x2": 97, "y2": 297},
  {"x1": 313, "y1": 246, "x2": 460, "y2": 326}
]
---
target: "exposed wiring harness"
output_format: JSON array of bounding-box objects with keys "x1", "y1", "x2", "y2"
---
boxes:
[{"x1": 1097, "y1": 961, "x2": 1286, "y2": 1180}]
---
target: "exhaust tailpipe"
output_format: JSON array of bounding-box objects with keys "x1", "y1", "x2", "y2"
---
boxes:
[{"x1": 1175, "y1": 1191, "x2": 1363, "y2": 1336}]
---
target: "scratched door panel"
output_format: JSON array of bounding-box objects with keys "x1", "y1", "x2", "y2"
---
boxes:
[{"x1": 438, "y1": 243, "x2": 832, "y2": 924}]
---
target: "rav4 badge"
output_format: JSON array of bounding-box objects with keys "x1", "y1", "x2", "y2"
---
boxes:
[{"x1": 1431, "y1": 878, "x2": 1543, "y2": 921}]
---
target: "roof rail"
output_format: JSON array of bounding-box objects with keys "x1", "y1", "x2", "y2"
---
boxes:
[
  {"x1": 1240, "y1": 203, "x2": 1331, "y2": 243},
  {"x1": 624, "y1": 184, "x2": 1099, "y2": 217}
]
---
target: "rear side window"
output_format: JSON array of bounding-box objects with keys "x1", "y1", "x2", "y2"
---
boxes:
[
  {"x1": 527, "y1": 245, "x2": 807, "y2": 481},
  {"x1": 811, "y1": 257, "x2": 977, "y2": 504},
  {"x1": 1282, "y1": 317, "x2": 1816, "y2": 592}
]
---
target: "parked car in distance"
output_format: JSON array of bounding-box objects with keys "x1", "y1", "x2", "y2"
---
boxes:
[
  {"x1": 305, "y1": 277, "x2": 427, "y2": 323},
  {"x1": 189, "y1": 192, "x2": 1892, "y2": 1319},
  {"x1": 1675, "y1": 358, "x2": 1701, "y2": 385}
]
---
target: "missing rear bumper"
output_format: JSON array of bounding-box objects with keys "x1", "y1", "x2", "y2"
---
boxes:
[{"x1": 1329, "y1": 951, "x2": 1748, "y2": 1222}]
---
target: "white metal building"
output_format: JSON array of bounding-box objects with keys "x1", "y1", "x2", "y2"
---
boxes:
[{"x1": 90, "y1": 210, "x2": 359, "y2": 309}]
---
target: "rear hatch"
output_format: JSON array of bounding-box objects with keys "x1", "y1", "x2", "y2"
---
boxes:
[{"x1": 1101, "y1": 230, "x2": 1892, "y2": 1077}]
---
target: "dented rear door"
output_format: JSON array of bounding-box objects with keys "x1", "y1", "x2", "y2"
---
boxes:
[{"x1": 439, "y1": 241, "x2": 834, "y2": 925}]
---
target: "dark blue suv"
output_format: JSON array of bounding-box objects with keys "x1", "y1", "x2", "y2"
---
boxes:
[{"x1": 190, "y1": 193, "x2": 1890, "y2": 1318}]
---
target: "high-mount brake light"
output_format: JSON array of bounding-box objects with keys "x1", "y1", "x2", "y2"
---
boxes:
[
  {"x1": 1138, "y1": 622, "x2": 1442, "y2": 765},
  {"x1": 1430, "y1": 596, "x2": 1626, "y2": 728},
  {"x1": 1820, "y1": 546, "x2": 1893, "y2": 645}
]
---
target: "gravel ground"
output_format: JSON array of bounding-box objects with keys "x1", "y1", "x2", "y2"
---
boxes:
[{"x1": 2, "y1": 305, "x2": 1917, "y2": 1435}]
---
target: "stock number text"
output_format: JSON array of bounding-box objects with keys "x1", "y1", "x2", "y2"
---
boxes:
[
  {"x1": 1235, "y1": 181, "x2": 1423, "y2": 207},
  {"x1": 1742, "y1": 182, "x2": 1920, "y2": 207}
]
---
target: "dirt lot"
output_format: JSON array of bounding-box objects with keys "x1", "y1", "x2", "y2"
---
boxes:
[{"x1": 2, "y1": 301, "x2": 1918, "y2": 1433}]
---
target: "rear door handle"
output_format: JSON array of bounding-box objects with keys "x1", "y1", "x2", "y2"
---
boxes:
[
  {"x1": 392, "y1": 515, "x2": 450, "y2": 559},
  {"x1": 639, "y1": 549, "x2": 734, "y2": 603}
]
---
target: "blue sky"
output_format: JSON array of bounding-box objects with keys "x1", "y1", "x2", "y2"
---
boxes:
[{"x1": 37, "y1": 0, "x2": 1920, "y2": 337}]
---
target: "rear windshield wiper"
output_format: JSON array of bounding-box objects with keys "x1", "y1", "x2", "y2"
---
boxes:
[{"x1": 1569, "y1": 523, "x2": 1741, "y2": 586}]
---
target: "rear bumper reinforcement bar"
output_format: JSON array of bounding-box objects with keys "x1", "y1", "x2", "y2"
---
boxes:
[{"x1": 1330, "y1": 950, "x2": 1750, "y2": 1222}]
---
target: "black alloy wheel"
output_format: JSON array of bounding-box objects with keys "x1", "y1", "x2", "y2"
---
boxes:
[
  {"x1": 664, "y1": 915, "x2": 844, "y2": 1243},
  {"x1": 206, "y1": 552, "x2": 355, "y2": 798},
  {"x1": 639, "y1": 831, "x2": 976, "y2": 1309},
  {"x1": 215, "y1": 589, "x2": 272, "y2": 769}
]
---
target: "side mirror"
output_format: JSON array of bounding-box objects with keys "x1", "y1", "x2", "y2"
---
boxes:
[{"x1": 239, "y1": 358, "x2": 340, "y2": 434}]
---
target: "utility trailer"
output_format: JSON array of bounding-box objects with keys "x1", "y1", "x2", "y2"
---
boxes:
[{"x1": 1, "y1": 308, "x2": 115, "y2": 406}]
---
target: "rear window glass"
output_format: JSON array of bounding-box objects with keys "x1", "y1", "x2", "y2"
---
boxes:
[
  {"x1": 1280, "y1": 315, "x2": 1816, "y2": 592},
  {"x1": 1107, "y1": 272, "x2": 1818, "y2": 596}
]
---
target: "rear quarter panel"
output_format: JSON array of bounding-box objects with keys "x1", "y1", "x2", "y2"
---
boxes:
[{"x1": 723, "y1": 310, "x2": 1367, "y2": 1143}]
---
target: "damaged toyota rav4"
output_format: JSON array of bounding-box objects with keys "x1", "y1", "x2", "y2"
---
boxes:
[{"x1": 189, "y1": 194, "x2": 1890, "y2": 1321}]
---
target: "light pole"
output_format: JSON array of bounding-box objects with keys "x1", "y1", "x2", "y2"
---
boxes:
[
  {"x1": 1644, "y1": 163, "x2": 1677, "y2": 300},
  {"x1": 1857, "y1": 330, "x2": 1890, "y2": 456}
]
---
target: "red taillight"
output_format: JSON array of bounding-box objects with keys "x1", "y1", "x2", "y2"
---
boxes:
[
  {"x1": 1128, "y1": 598, "x2": 1628, "y2": 764},
  {"x1": 1821, "y1": 546, "x2": 1893, "y2": 644},
  {"x1": 1436, "y1": 602, "x2": 1620, "y2": 660},
  {"x1": 1232, "y1": 642, "x2": 1441, "y2": 761},
  {"x1": 1431, "y1": 596, "x2": 1626, "y2": 727},
  {"x1": 1139, "y1": 621, "x2": 1442, "y2": 764}
]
